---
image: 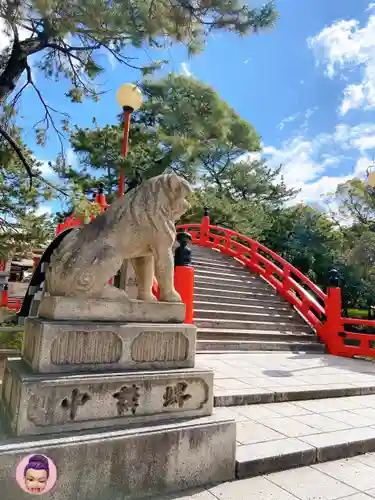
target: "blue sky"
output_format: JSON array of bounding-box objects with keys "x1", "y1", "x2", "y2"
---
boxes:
[{"x1": 3, "y1": 0, "x2": 375, "y2": 216}]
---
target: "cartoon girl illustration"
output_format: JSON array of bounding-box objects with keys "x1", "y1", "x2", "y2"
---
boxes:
[{"x1": 23, "y1": 455, "x2": 50, "y2": 494}]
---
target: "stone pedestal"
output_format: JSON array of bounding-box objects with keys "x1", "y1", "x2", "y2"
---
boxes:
[
  {"x1": 38, "y1": 296, "x2": 186, "y2": 322},
  {"x1": 0, "y1": 314, "x2": 236, "y2": 498},
  {"x1": 3, "y1": 361, "x2": 213, "y2": 436},
  {"x1": 22, "y1": 318, "x2": 197, "y2": 373},
  {"x1": 0, "y1": 414, "x2": 236, "y2": 500}
]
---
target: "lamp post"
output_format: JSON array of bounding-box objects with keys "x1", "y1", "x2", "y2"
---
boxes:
[{"x1": 116, "y1": 84, "x2": 143, "y2": 198}]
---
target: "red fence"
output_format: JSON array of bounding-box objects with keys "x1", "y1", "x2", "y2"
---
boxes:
[
  {"x1": 3, "y1": 297, "x2": 23, "y2": 312},
  {"x1": 56, "y1": 215, "x2": 93, "y2": 236}
]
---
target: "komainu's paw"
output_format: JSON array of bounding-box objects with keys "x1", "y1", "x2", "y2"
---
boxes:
[
  {"x1": 137, "y1": 292, "x2": 158, "y2": 302},
  {"x1": 159, "y1": 290, "x2": 182, "y2": 302}
]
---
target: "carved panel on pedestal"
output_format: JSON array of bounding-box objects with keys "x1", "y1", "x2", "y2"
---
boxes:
[
  {"x1": 22, "y1": 374, "x2": 211, "y2": 430},
  {"x1": 51, "y1": 330, "x2": 122, "y2": 365},
  {"x1": 131, "y1": 331, "x2": 188, "y2": 362}
]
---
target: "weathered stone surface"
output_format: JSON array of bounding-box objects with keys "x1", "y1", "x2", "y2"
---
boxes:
[
  {"x1": 38, "y1": 295, "x2": 186, "y2": 322},
  {"x1": 2, "y1": 360, "x2": 213, "y2": 436},
  {"x1": 45, "y1": 174, "x2": 192, "y2": 306},
  {"x1": 22, "y1": 318, "x2": 196, "y2": 373},
  {"x1": 0, "y1": 414, "x2": 236, "y2": 500}
]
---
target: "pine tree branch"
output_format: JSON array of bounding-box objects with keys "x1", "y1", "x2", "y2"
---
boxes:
[{"x1": 0, "y1": 124, "x2": 33, "y2": 185}]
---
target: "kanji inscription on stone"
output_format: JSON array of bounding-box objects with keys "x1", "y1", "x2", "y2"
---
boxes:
[
  {"x1": 61, "y1": 388, "x2": 91, "y2": 421},
  {"x1": 113, "y1": 384, "x2": 140, "y2": 415},
  {"x1": 163, "y1": 381, "x2": 192, "y2": 408}
]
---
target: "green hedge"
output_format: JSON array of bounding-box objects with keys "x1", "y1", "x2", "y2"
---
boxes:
[
  {"x1": 0, "y1": 329, "x2": 24, "y2": 350},
  {"x1": 347, "y1": 308, "x2": 369, "y2": 319}
]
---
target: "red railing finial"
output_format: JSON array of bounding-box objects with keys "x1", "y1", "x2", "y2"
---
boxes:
[
  {"x1": 95, "y1": 183, "x2": 109, "y2": 212},
  {"x1": 200, "y1": 206, "x2": 210, "y2": 243}
]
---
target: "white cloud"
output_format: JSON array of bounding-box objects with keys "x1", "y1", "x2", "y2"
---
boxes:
[
  {"x1": 264, "y1": 136, "x2": 327, "y2": 192},
  {"x1": 301, "y1": 107, "x2": 319, "y2": 132},
  {"x1": 332, "y1": 122, "x2": 375, "y2": 151},
  {"x1": 180, "y1": 62, "x2": 192, "y2": 77},
  {"x1": 235, "y1": 151, "x2": 261, "y2": 163},
  {"x1": 305, "y1": 107, "x2": 318, "y2": 120},
  {"x1": 308, "y1": 6, "x2": 375, "y2": 114},
  {"x1": 263, "y1": 123, "x2": 375, "y2": 204},
  {"x1": 277, "y1": 112, "x2": 300, "y2": 131},
  {"x1": 277, "y1": 107, "x2": 318, "y2": 133}
]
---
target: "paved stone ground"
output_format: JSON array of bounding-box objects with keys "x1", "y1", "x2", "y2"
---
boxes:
[
  {"x1": 221, "y1": 393, "x2": 375, "y2": 475},
  {"x1": 194, "y1": 352, "x2": 375, "y2": 478},
  {"x1": 155, "y1": 451, "x2": 375, "y2": 499},
  {"x1": 196, "y1": 352, "x2": 375, "y2": 401}
]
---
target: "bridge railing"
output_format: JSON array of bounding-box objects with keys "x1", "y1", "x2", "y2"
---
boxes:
[
  {"x1": 318, "y1": 287, "x2": 375, "y2": 357},
  {"x1": 177, "y1": 217, "x2": 375, "y2": 358},
  {"x1": 176, "y1": 222, "x2": 327, "y2": 335}
]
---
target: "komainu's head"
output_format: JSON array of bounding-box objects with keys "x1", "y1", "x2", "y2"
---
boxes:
[{"x1": 146, "y1": 173, "x2": 192, "y2": 221}]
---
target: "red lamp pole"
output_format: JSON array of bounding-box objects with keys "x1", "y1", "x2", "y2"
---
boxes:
[
  {"x1": 118, "y1": 107, "x2": 132, "y2": 198},
  {"x1": 116, "y1": 84, "x2": 143, "y2": 198}
]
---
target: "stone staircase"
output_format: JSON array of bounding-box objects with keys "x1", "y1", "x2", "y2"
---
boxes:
[{"x1": 192, "y1": 245, "x2": 325, "y2": 353}]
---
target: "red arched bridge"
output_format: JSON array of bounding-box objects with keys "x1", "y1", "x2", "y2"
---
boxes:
[{"x1": 4, "y1": 210, "x2": 375, "y2": 359}]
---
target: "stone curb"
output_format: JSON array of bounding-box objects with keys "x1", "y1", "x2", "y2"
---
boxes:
[
  {"x1": 196, "y1": 341, "x2": 325, "y2": 352},
  {"x1": 214, "y1": 385, "x2": 375, "y2": 407},
  {"x1": 0, "y1": 349, "x2": 20, "y2": 358},
  {"x1": 236, "y1": 426, "x2": 375, "y2": 479}
]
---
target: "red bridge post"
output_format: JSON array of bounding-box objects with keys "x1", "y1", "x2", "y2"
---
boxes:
[
  {"x1": 174, "y1": 232, "x2": 194, "y2": 324},
  {"x1": 200, "y1": 206, "x2": 210, "y2": 243},
  {"x1": 1, "y1": 283, "x2": 8, "y2": 308},
  {"x1": 322, "y1": 269, "x2": 343, "y2": 353}
]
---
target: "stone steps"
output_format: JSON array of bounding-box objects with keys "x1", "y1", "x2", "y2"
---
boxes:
[
  {"x1": 195, "y1": 317, "x2": 313, "y2": 333},
  {"x1": 234, "y1": 408, "x2": 375, "y2": 479},
  {"x1": 194, "y1": 300, "x2": 292, "y2": 312},
  {"x1": 203, "y1": 351, "x2": 375, "y2": 480},
  {"x1": 197, "y1": 328, "x2": 317, "y2": 342},
  {"x1": 194, "y1": 308, "x2": 304, "y2": 324},
  {"x1": 192, "y1": 245, "x2": 322, "y2": 352},
  {"x1": 213, "y1": 392, "x2": 375, "y2": 480},
  {"x1": 197, "y1": 339, "x2": 325, "y2": 352},
  {"x1": 192, "y1": 260, "x2": 248, "y2": 272},
  {"x1": 195, "y1": 286, "x2": 282, "y2": 300},
  {"x1": 195, "y1": 278, "x2": 271, "y2": 293},
  {"x1": 194, "y1": 294, "x2": 289, "y2": 307},
  {"x1": 194, "y1": 268, "x2": 259, "y2": 280}
]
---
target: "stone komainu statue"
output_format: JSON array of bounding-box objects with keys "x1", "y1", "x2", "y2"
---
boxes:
[{"x1": 45, "y1": 174, "x2": 192, "y2": 303}]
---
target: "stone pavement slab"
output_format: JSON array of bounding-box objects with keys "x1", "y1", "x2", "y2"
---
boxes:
[
  {"x1": 213, "y1": 393, "x2": 375, "y2": 478},
  {"x1": 156, "y1": 451, "x2": 375, "y2": 499},
  {"x1": 195, "y1": 352, "x2": 375, "y2": 405}
]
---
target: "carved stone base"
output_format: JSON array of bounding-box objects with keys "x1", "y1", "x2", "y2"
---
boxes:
[
  {"x1": 23, "y1": 318, "x2": 197, "y2": 373},
  {"x1": 38, "y1": 295, "x2": 186, "y2": 322},
  {"x1": 0, "y1": 414, "x2": 236, "y2": 499},
  {"x1": 1, "y1": 360, "x2": 214, "y2": 436}
]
